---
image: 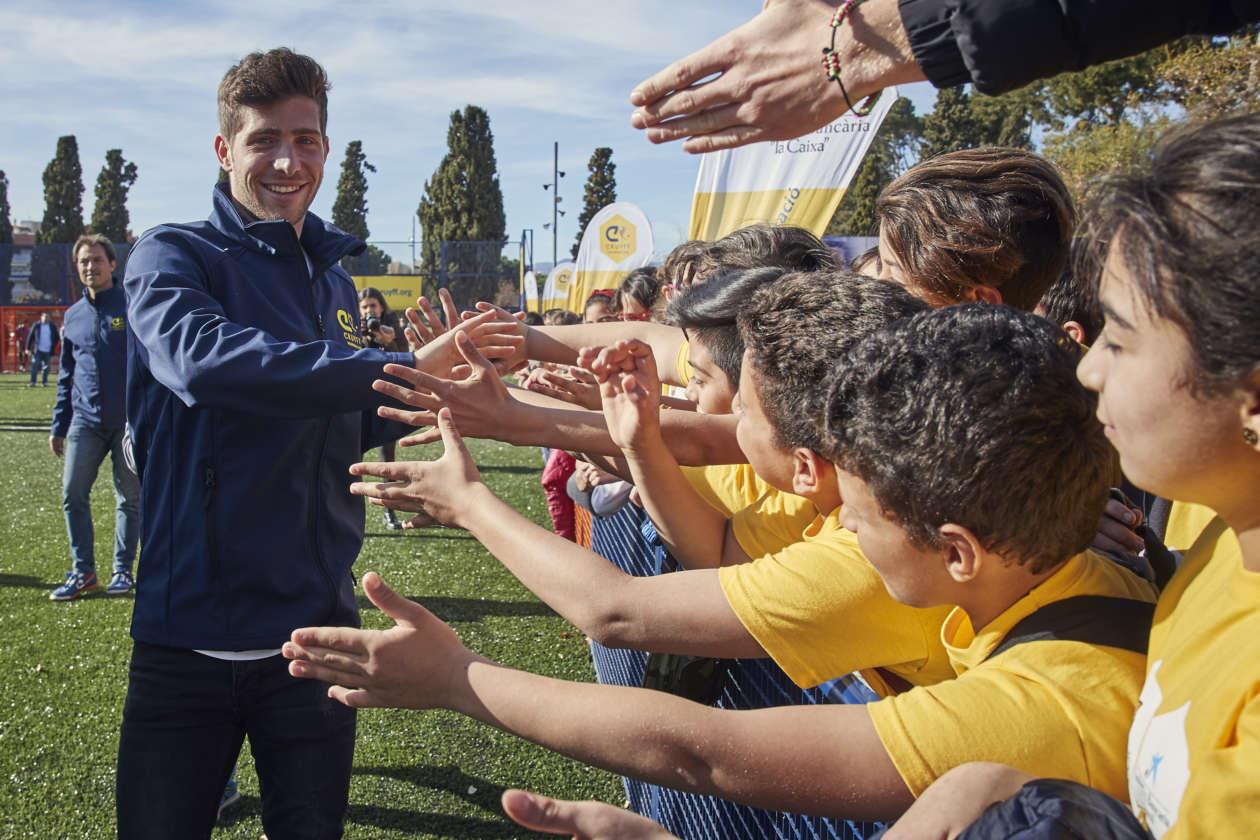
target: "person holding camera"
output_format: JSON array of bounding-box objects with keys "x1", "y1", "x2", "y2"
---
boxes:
[{"x1": 359, "y1": 287, "x2": 408, "y2": 529}]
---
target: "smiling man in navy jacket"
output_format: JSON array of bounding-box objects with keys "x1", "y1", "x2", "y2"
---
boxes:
[
  {"x1": 116, "y1": 48, "x2": 521, "y2": 839},
  {"x1": 48, "y1": 233, "x2": 140, "y2": 601}
]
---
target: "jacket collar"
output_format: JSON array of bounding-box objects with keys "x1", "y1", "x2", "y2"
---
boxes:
[
  {"x1": 208, "y1": 180, "x2": 365, "y2": 271},
  {"x1": 86, "y1": 282, "x2": 125, "y2": 308}
]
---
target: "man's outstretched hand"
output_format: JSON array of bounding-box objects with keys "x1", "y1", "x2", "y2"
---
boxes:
[
  {"x1": 350, "y1": 406, "x2": 483, "y2": 527},
  {"x1": 284, "y1": 571, "x2": 477, "y2": 710},
  {"x1": 412, "y1": 307, "x2": 524, "y2": 379},
  {"x1": 501, "y1": 789, "x2": 678, "y2": 840},
  {"x1": 629, "y1": 0, "x2": 918, "y2": 153}
]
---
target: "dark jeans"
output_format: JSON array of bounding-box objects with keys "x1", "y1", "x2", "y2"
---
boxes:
[
  {"x1": 29, "y1": 349, "x2": 51, "y2": 385},
  {"x1": 117, "y1": 641, "x2": 357, "y2": 840}
]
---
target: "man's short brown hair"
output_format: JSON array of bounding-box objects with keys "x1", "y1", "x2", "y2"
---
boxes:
[
  {"x1": 73, "y1": 233, "x2": 116, "y2": 264},
  {"x1": 877, "y1": 147, "x2": 1075, "y2": 311},
  {"x1": 217, "y1": 48, "x2": 330, "y2": 139}
]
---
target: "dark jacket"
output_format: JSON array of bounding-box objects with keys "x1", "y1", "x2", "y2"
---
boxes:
[
  {"x1": 26, "y1": 320, "x2": 59, "y2": 354},
  {"x1": 124, "y1": 182, "x2": 413, "y2": 650},
  {"x1": 51, "y1": 283, "x2": 129, "y2": 436},
  {"x1": 900, "y1": 0, "x2": 1260, "y2": 94}
]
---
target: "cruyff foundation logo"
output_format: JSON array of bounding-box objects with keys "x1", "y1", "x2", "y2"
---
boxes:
[
  {"x1": 337, "y1": 308, "x2": 365, "y2": 349},
  {"x1": 110, "y1": 316, "x2": 126, "y2": 331},
  {"x1": 600, "y1": 215, "x2": 636, "y2": 264}
]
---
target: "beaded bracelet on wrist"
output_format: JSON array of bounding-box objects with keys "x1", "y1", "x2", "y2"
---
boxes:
[{"x1": 821, "y1": 0, "x2": 881, "y2": 117}]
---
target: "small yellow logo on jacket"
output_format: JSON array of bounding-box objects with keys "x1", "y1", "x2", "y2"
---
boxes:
[
  {"x1": 337, "y1": 309, "x2": 364, "y2": 349},
  {"x1": 110, "y1": 316, "x2": 126, "y2": 330}
]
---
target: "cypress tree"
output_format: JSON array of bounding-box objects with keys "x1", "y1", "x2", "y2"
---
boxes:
[
  {"x1": 39, "y1": 135, "x2": 85, "y2": 244},
  {"x1": 0, "y1": 170, "x2": 12, "y2": 245},
  {"x1": 90, "y1": 149, "x2": 139, "y2": 242},
  {"x1": 571, "y1": 147, "x2": 617, "y2": 258},
  {"x1": 417, "y1": 106, "x2": 506, "y2": 279},
  {"x1": 331, "y1": 140, "x2": 375, "y2": 241}
]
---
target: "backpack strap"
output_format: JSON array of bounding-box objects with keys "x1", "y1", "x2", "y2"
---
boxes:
[{"x1": 985, "y1": 595, "x2": 1155, "y2": 663}]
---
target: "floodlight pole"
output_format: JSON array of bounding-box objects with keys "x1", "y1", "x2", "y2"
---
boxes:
[{"x1": 551, "y1": 142, "x2": 559, "y2": 265}]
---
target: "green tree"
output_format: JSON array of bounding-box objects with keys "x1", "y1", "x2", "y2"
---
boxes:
[
  {"x1": 571, "y1": 147, "x2": 617, "y2": 258},
  {"x1": 39, "y1": 135, "x2": 85, "y2": 244},
  {"x1": 90, "y1": 149, "x2": 139, "y2": 243},
  {"x1": 331, "y1": 140, "x2": 376, "y2": 241},
  {"x1": 827, "y1": 96, "x2": 922, "y2": 236},
  {"x1": 0, "y1": 170, "x2": 12, "y2": 245},
  {"x1": 417, "y1": 105, "x2": 507, "y2": 285}
]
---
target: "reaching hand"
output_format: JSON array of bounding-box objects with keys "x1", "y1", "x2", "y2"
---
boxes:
[
  {"x1": 378, "y1": 331, "x2": 517, "y2": 446},
  {"x1": 1092, "y1": 496, "x2": 1146, "y2": 556},
  {"x1": 412, "y1": 307, "x2": 524, "y2": 379},
  {"x1": 49, "y1": 436, "x2": 65, "y2": 458},
  {"x1": 629, "y1": 0, "x2": 915, "y2": 153},
  {"x1": 349, "y1": 407, "x2": 483, "y2": 527},
  {"x1": 403, "y1": 288, "x2": 461, "y2": 349},
  {"x1": 284, "y1": 571, "x2": 476, "y2": 710},
  {"x1": 501, "y1": 789, "x2": 678, "y2": 840},
  {"x1": 524, "y1": 365, "x2": 602, "y2": 411},
  {"x1": 581, "y1": 339, "x2": 661, "y2": 454}
]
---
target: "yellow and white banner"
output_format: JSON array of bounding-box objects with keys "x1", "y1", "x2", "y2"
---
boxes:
[
  {"x1": 688, "y1": 88, "x2": 898, "y2": 241},
  {"x1": 568, "y1": 203, "x2": 654, "y2": 314},
  {"x1": 350, "y1": 275, "x2": 425, "y2": 314},
  {"x1": 540, "y1": 261, "x2": 576, "y2": 312},
  {"x1": 522, "y1": 270, "x2": 540, "y2": 313}
]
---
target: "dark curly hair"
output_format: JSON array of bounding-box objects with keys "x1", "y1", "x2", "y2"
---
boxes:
[
  {"x1": 1077, "y1": 113, "x2": 1260, "y2": 396},
  {"x1": 667, "y1": 266, "x2": 787, "y2": 385},
  {"x1": 822, "y1": 305, "x2": 1108, "y2": 574},
  {"x1": 738, "y1": 270, "x2": 928, "y2": 452}
]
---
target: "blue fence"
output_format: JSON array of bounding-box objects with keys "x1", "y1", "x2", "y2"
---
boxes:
[{"x1": 587, "y1": 503, "x2": 884, "y2": 840}]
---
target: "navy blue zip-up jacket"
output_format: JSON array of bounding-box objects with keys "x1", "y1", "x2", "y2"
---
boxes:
[
  {"x1": 124, "y1": 182, "x2": 414, "y2": 650},
  {"x1": 51, "y1": 283, "x2": 129, "y2": 437}
]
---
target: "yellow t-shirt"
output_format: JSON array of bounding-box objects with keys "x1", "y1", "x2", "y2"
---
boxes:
[
  {"x1": 1161, "y1": 501, "x2": 1218, "y2": 553},
  {"x1": 680, "y1": 464, "x2": 818, "y2": 559},
  {"x1": 718, "y1": 510, "x2": 954, "y2": 694},
  {"x1": 868, "y1": 551, "x2": 1155, "y2": 800},
  {"x1": 1127, "y1": 515, "x2": 1260, "y2": 838}
]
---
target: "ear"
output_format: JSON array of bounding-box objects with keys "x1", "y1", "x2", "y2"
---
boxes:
[
  {"x1": 1061, "y1": 320, "x2": 1087, "y2": 345},
  {"x1": 322, "y1": 134, "x2": 331, "y2": 161},
  {"x1": 790, "y1": 449, "x2": 834, "y2": 497},
  {"x1": 970, "y1": 285, "x2": 1004, "y2": 305},
  {"x1": 937, "y1": 523, "x2": 986, "y2": 584},
  {"x1": 214, "y1": 135, "x2": 232, "y2": 172}
]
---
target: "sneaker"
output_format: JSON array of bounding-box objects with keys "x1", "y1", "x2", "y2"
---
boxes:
[
  {"x1": 384, "y1": 509, "x2": 403, "y2": 530},
  {"x1": 50, "y1": 571, "x2": 98, "y2": 601},
  {"x1": 218, "y1": 775, "x2": 241, "y2": 821},
  {"x1": 106, "y1": 570, "x2": 135, "y2": 596}
]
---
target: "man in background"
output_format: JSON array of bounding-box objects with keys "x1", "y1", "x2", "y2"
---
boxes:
[{"x1": 48, "y1": 234, "x2": 139, "y2": 601}]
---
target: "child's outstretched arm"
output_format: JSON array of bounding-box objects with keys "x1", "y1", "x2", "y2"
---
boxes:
[{"x1": 285, "y1": 572, "x2": 912, "y2": 821}]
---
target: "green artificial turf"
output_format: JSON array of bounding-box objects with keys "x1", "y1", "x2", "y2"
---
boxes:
[{"x1": 0, "y1": 373, "x2": 620, "y2": 838}]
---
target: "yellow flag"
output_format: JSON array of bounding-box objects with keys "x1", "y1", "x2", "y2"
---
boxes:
[{"x1": 689, "y1": 88, "x2": 898, "y2": 240}]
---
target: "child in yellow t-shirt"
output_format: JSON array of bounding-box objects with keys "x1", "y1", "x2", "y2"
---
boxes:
[
  {"x1": 283, "y1": 303, "x2": 1152, "y2": 822},
  {"x1": 888, "y1": 114, "x2": 1260, "y2": 840}
]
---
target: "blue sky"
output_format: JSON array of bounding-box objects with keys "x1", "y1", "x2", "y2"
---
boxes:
[{"x1": 0, "y1": 1, "x2": 936, "y2": 266}]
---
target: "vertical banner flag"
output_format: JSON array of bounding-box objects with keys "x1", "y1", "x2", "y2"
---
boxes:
[
  {"x1": 540, "y1": 261, "x2": 576, "y2": 312},
  {"x1": 522, "y1": 270, "x2": 540, "y2": 313},
  {"x1": 568, "y1": 202, "x2": 654, "y2": 314},
  {"x1": 688, "y1": 87, "x2": 898, "y2": 240}
]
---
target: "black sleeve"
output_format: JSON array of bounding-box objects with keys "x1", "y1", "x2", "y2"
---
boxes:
[{"x1": 899, "y1": 0, "x2": 1260, "y2": 94}]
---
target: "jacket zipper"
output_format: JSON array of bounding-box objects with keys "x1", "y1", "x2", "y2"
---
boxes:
[
  {"x1": 204, "y1": 466, "x2": 219, "y2": 581},
  {"x1": 305, "y1": 264, "x2": 338, "y2": 618}
]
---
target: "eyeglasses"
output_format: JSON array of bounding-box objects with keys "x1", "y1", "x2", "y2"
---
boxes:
[{"x1": 620, "y1": 312, "x2": 651, "y2": 322}]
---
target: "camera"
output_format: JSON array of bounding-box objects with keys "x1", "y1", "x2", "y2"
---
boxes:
[{"x1": 364, "y1": 316, "x2": 381, "y2": 333}]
